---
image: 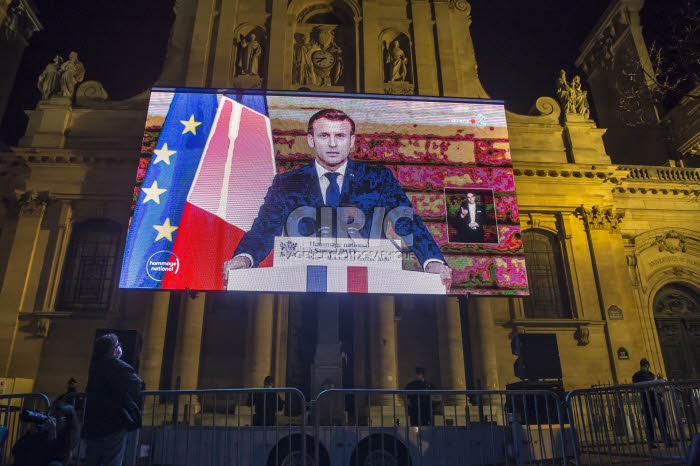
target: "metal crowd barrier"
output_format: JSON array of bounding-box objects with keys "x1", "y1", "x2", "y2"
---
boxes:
[
  {"x1": 4, "y1": 382, "x2": 699, "y2": 465},
  {"x1": 138, "y1": 388, "x2": 307, "y2": 466},
  {"x1": 566, "y1": 380, "x2": 700, "y2": 465},
  {"x1": 0, "y1": 393, "x2": 50, "y2": 465},
  {"x1": 311, "y1": 388, "x2": 571, "y2": 466}
]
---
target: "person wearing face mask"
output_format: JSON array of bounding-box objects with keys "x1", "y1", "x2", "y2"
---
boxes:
[{"x1": 83, "y1": 333, "x2": 143, "y2": 466}]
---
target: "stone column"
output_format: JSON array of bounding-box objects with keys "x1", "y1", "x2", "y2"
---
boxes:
[
  {"x1": 467, "y1": 296, "x2": 502, "y2": 423},
  {"x1": 437, "y1": 296, "x2": 468, "y2": 425},
  {"x1": 157, "y1": 0, "x2": 198, "y2": 86},
  {"x1": 437, "y1": 297, "x2": 467, "y2": 390},
  {"x1": 371, "y1": 296, "x2": 398, "y2": 389},
  {"x1": 313, "y1": 295, "x2": 344, "y2": 423},
  {"x1": 140, "y1": 291, "x2": 171, "y2": 391},
  {"x1": 171, "y1": 292, "x2": 205, "y2": 389},
  {"x1": 369, "y1": 296, "x2": 401, "y2": 425},
  {"x1": 184, "y1": 0, "x2": 217, "y2": 86},
  {"x1": 468, "y1": 297, "x2": 500, "y2": 390},
  {"x1": 409, "y1": 0, "x2": 439, "y2": 95},
  {"x1": 170, "y1": 292, "x2": 205, "y2": 422},
  {"x1": 238, "y1": 294, "x2": 276, "y2": 425},
  {"x1": 0, "y1": 192, "x2": 48, "y2": 378},
  {"x1": 40, "y1": 200, "x2": 72, "y2": 312},
  {"x1": 247, "y1": 294, "x2": 275, "y2": 387},
  {"x1": 140, "y1": 291, "x2": 171, "y2": 420},
  {"x1": 312, "y1": 295, "x2": 342, "y2": 394}
]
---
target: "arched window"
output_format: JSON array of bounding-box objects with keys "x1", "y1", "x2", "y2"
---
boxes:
[
  {"x1": 56, "y1": 219, "x2": 122, "y2": 312},
  {"x1": 522, "y1": 229, "x2": 572, "y2": 319}
]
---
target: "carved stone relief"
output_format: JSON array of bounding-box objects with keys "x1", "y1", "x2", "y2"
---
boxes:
[
  {"x1": 292, "y1": 25, "x2": 345, "y2": 89},
  {"x1": 654, "y1": 288, "x2": 699, "y2": 318},
  {"x1": 16, "y1": 190, "x2": 49, "y2": 217},
  {"x1": 3, "y1": 0, "x2": 38, "y2": 41},
  {"x1": 449, "y1": 0, "x2": 471, "y2": 12},
  {"x1": 575, "y1": 205, "x2": 624, "y2": 232},
  {"x1": 654, "y1": 231, "x2": 686, "y2": 254},
  {"x1": 574, "y1": 326, "x2": 590, "y2": 346}
]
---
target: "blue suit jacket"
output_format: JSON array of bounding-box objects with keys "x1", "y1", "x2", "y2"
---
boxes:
[{"x1": 235, "y1": 159, "x2": 445, "y2": 267}]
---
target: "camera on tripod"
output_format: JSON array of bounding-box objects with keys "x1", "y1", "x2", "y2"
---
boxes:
[{"x1": 20, "y1": 409, "x2": 50, "y2": 424}]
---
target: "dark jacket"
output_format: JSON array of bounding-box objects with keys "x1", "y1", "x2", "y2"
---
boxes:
[
  {"x1": 234, "y1": 159, "x2": 445, "y2": 267},
  {"x1": 248, "y1": 391, "x2": 285, "y2": 426},
  {"x1": 82, "y1": 358, "x2": 143, "y2": 439},
  {"x1": 12, "y1": 428, "x2": 71, "y2": 466}
]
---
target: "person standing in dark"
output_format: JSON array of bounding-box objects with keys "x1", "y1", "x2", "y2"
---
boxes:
[
  {"x1": 633, "y1": 358, "x2": 669, "y2": 448},
  {"x1": 83, "y1": 333, "x2": 144, "y2": 466},
  {"x1": 405, "y1": 367, "x2": 435, "y2": 426},
  {"x1": 248, "y1": 376, "x2": 285, "y2": 426},
  {"x1": 53, "y1": 377, "x2": 83, "y2": 411}
]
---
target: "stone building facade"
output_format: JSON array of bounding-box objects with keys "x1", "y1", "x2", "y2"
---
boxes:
[{"x1": 0, "y1": 0, "x2": 698, "y2": 407}]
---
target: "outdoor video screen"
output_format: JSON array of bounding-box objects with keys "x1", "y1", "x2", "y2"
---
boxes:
[{"x1": 119, "y1": 89, "x2": 528, "y2": 296}]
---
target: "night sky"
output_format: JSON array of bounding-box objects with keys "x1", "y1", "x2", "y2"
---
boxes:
[{"x1": 0, "y1": 0, "x2": 677, "y2": 144}]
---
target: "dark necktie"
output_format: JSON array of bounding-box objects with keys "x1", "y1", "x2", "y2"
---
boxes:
[{"x1": 325, "y1": 172, "x2": 340, "y2": 208}]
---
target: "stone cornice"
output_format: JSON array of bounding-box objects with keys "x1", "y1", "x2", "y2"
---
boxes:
[
  {"x1": 513, "y1": 163, "x2": 628, "y2": 185},
  {"x1": 513, "y1": 164, "x2": 700, "y2": 196},
  {"x1": 576, "y1": 0, "x2": 642, "y2": 66},
  {"x1": 0, "y1": 148, "x2": 139, "y2": 165},
  {"x1": 630, "y1": 228, "x2": 700, "y2": 254},
  {"x1": 615, "y1": 165, "x2": 700, "y2": 196}
]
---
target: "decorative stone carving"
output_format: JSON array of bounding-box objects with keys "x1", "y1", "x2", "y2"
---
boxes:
[
  {"x1": 75, "y1": 80, "x2": 108, "y2": 105},
  {"x1": 310, "y1": 26, "x2": 343, "y2": 87},
  {"x1": 672, "y1": 266, "x2": 686, "y2": 277},
  {"x1": 37, "y1": 55, "x2": 63, "y2": 100},
  {"x1": 449, "y1": 0, "x2": 471, "y2": 12},
  {"x1": 654, "y1": 230, "x2": 686, "y2": 254},
  {"x1": 31, "y1": 317, "x2": 51, "y2": 338},
  {"x1": 654, "y1": 292, "x2": 698, "y2": 317},
  {"x1": 555, "y1": 70, "x2": 590, "y2": 119},
  {"x1": 574, "y1": 326, "x2": 590, "y2": 346},
  {"x1": 575, "y1": 205, "x2": 624, "y2": 231},
  {"x1": 598, "y1": 27, "x2": 615, "y2": 68},
  {"x1": 3, "y1": 0, "x2": 37, "y2": 41},
  {"x1": 15, "y1": 190, "x2": 49, "y2": 216},
  {"x1": 383, "y1": 82, "x2": 414, "y2": 95},
  {"x1": 293, "y1": 33, "x2": 320, "y2": 86},
  {"x1": 60, "y1": 51, "x2": 85, "y2": 98}
]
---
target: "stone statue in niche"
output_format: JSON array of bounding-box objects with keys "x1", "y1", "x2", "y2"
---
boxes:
[
  {"x1": 555, "y1": 70, "x2": 590, "y2": 119},
  {"x1": 38, "y1": 55, "x2": 63, "y2": 100},
  {"x1": 310, "y1": 27, "x2": 343, "y2": 87},
  {"x1": 293, "y1": 33, "x2": 320, "y2": 86},
  {"x1": 384, "y1": 40, "x2": 409, "y2": 82},
  {"x1": 236, "y1": 33, "x2": 262, "y2": 76}
]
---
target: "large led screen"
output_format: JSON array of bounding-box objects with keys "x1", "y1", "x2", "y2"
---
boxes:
[{"x1": 120, "y1": 89, "x2": 528, "y2": 295}]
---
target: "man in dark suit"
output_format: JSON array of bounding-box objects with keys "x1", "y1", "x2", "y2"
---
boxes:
[
  {"x1": 450, "y1": 193, "x2": 485, "y2": 243},
  {"x1": 222, "y1": 108, "x2": 451, "y2": 285}
]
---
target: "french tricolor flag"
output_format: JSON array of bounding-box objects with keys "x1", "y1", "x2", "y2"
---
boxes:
[{"x1": 120, "y1": 91, "x2": 275, "y2": 290}]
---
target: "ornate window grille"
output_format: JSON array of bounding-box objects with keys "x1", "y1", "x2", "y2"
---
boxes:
[
  {"x1": 56, "y1": 219, "x2": 122, "y2": 312},
  {"x1": 522, "y1": 229, "x2": 571, "y2": 319}
]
